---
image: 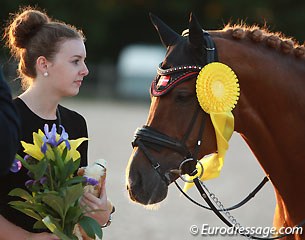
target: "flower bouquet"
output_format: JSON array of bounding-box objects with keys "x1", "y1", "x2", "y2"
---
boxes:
[{"x1": 9, "y1": 124, "x2": 103, "y2": 240}]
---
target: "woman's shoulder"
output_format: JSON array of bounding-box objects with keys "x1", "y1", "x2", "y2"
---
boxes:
[
  {"x1": 13, "y1": 97, "x2": 24, "y2": 108},
  {"x1": 13, "y1": 97, "x2": 30, "y2": 117},
  {"x1": 58, "y1": 104, "x2": 84, "y2": 117},
  {"x1": 58, "y1": 104, "x2": 88, "y2": 139},
  {"x1": 58, "y1": 104, "x2": 87, "y2": 125}
]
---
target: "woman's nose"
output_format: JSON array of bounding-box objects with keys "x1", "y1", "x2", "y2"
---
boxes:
[{"x1": 80, "y1": 64, "x2": 89, "y2": 76}]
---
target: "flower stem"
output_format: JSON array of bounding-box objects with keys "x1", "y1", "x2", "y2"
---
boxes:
[{"x1": 48, "y1": 163, "x2": 54, "y2": 191}]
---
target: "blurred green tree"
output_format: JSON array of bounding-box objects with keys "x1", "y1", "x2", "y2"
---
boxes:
[{"x1": 1, "y1": 0, "x2": 304, "y2": 63}]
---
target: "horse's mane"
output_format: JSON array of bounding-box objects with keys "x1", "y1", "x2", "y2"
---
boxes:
[{"x1": 222, "y1": 23, "x2": 305, "y2": 59}]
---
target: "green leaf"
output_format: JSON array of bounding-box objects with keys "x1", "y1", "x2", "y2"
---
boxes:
[
  {"x1": 63, "y1": 176, "x2": 85, "y2": 187},
  {"x1": 62, "y1": 147, "x2": 68, "y2": 162},
  {"x1": 64, "y1": 183, "x2": 83, "y2": 208},
  {"x1": 60, "y1": 159, "x2": 76, "y2": 183},
  {"x1": 65, "y1": 206, "x2": 83, "y2": 224},
  {"x1": 9, "y1": 204, "x2": 42, "y2": 221},
  {"x1": 53, "y1": 148, "x2": 64, "y2": 172},
  {"x1": 42, "y1": 194, "x2": 64, "y2": 218},
  {"x1": 8, "y1": 188, "x2": 33, "y2": 201},
  {"x1": 53, "y1": 165, "x2": 60, "y2": 188},
  {"x1": 9, "y1": 200, "x2": 43, "y2": 211},
  {"x1": 21, "y1": 158, "x2": 48, "y2": 180},
  {"x1": 42, "y1": 216, "x2": 71, "y2": 240},
  {"x1": 15, "y1": 154, "x2": 24, "y2": 162},
  {"x1": 33, "y1": 220, "x2": 47, "y2": 229},
  {"x1": 79, "y1": 216, "x2": 103, "y2": 239},
  {"x1": 71, "y1": 158, "x2": 81, "y2": 173}
]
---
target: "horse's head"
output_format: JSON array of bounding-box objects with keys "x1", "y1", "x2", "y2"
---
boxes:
[{"x1": 126, "y1": 13, "x2": 218, "y2": 205}]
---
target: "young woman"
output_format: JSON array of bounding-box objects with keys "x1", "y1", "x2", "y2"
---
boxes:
[{"x1": 0, "y1": 7, "x2": 111, "y2": 239}]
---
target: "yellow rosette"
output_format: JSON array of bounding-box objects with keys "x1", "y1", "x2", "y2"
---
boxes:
[{"x1": 183, "y1": 62, "x2": 240, "y2": 192}]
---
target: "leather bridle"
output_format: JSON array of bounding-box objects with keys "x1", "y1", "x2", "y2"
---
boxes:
[{"x1": 132, "y1": 30, "x2": 216, "y2": 184}]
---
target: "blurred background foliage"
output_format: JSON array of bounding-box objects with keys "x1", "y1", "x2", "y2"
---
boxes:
[
  {"x1": 1, "y1": 0, "x2": 304, "y2": 63},
  {"x1": 1, "y1": 0, "x2": 304, "y2": 97}
]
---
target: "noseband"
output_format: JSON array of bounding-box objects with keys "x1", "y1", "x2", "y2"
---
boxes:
[{"x1": 132, "y1": 106, "x2": 206, "y2": 185}]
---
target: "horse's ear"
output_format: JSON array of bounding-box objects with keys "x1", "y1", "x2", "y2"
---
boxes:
[
  {"x1": 149, "y1": 13, "x2": 180, "y2": 48},
  {"x1": 188, "y1": 13, "x2": 203, "y2": 49}
]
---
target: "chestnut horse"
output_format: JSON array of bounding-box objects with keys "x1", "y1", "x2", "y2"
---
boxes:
[{"x1": 126, "y1": 14, "x2": 305, "y2": 239}]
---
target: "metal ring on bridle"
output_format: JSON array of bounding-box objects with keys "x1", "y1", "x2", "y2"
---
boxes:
[{"x1": 178, "y1": 158, "x2": 204, "y2": 183}]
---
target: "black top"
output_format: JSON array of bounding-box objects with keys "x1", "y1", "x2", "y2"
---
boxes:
[
  {"x1": 0, "y1": 97, "x2": 88, "y2": 232},
  {"x1": 0, "y1": 68, "x2": 20, "y2": 176}
]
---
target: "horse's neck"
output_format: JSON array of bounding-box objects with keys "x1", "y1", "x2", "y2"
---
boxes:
[{"x1": 214, "y1": 35, "x2": 305, "y2": 226}]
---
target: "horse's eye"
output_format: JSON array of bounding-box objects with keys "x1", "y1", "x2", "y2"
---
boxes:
[{"x1": 174, "y1": 92, "x2": 194, "y2": 103}]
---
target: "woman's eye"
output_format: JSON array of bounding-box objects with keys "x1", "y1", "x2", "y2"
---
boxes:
[{"x1": 72, "y1": 59, "x2": 79, "y2": 64}]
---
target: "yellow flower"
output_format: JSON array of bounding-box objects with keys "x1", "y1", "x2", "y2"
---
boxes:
[
  {"x1": 20, "y1": 128, "x2": 88, "y2": 162},
  {"x1": 58, "y1": 137, "x2": 89, "y2": 161},
  {"x1": 21, "y1": 130, "x2": 45, "y2": 160},
  {"x1": 17, "y1": 124, "x2": 89, "y2": 180}
]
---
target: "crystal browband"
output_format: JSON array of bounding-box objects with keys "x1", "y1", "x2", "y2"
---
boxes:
[
  {"x1": 151, "y1": 62, "x2": 204, "y2": 96},
  {"x1": 157, "y1": 62, "x2": 202, "y2": 75}
]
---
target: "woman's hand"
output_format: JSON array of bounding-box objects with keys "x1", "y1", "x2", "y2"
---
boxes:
[
  {"x1": 26, "y1": 232, "x2": 60, "y2": 240},
  {"x1": 80, "y1": 180, "x2": 112, "y2": 226}
]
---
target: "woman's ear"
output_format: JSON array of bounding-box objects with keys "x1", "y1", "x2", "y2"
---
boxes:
[{"x1": 36, "y1": 56, "x2": 49, "y2": 75}]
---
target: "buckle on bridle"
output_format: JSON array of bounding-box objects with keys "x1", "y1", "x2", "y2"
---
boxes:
[{"x1": 152, "y1": 162, "x2": 160, "y2": 170}]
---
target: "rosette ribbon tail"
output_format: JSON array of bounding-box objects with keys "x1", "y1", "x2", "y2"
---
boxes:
[
  {"x1": 183, "y1": 111, "x2": 234, "y2": 192},
  {"x1": 210, "y1": 111, "x2": 234, "y2": 159}
]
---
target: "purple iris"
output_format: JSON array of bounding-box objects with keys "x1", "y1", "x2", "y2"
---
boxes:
[
  {"x1": 85, "y1": 177, "x2": 99, "y2": 186},
  {"x1": 39, "y1": 176, "x2": 47, "y2": 185},
  {"x1": 25, "y1": 179, "x2": 35, "y2": 188},
  {"x1": 41, "y1": 124, "x2": 71, "y2": 154},
  {"x1": 57, "y1": 126, "x2": 71, "y2": 150},
  {"x1": 10, "y1": 159, "x2": 22, "y2": 173}
]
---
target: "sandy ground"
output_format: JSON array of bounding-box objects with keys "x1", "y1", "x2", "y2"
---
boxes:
[{"x1": 63, "y1": 98, "x2": 275, "y2": 240}]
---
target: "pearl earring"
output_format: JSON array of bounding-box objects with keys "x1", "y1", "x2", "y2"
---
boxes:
[{"x1": 43, "y1": 72, "x2": 49, "y2": 77}]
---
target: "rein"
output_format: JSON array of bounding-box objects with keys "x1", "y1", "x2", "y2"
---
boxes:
[
  {"x1": 174, "y1": 176, "x2": 269, "y2": 211},
  {"x1": 188, "y1": 177, "x2": 305, "y2": 239}
]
